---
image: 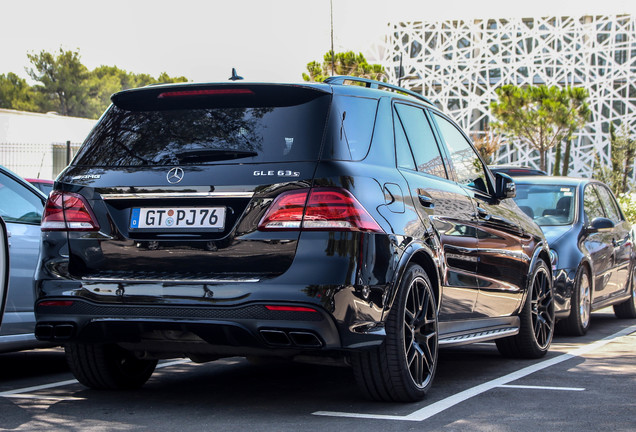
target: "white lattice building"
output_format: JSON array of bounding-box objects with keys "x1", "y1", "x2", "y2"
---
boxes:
[{"x1": 383, "y1": 15, "x2": 636, "y2": 177}]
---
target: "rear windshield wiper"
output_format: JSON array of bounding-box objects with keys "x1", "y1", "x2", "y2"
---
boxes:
[{"x1": 173, "y1": 149, "x2": 258, "y2": 163}]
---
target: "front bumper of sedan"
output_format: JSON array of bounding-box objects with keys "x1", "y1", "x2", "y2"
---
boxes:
[{"x1": 553, "y1": 267, "x2": 576, "y2": 319}]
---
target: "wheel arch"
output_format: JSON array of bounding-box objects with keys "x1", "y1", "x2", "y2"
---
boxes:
[
  {"x1": 578, "y1": 259, "x2": 594, "y2": 296},
  {"x1": 524, "y1": 242, "x2": 553, "y2": 305},
  {"x1": 384, "y1": 240, "x2": 442, "y2": 318}
]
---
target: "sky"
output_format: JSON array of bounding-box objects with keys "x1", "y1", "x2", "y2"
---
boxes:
[{"x1": 1, "y1": 0, "x2": 635, "y2": 84}]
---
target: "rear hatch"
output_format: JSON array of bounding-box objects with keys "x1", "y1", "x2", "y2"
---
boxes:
[{"x1": 50, "y1": 83, "x2": 332, "y2": 281}]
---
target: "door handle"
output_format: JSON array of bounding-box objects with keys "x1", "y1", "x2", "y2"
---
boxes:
[
  {"x1": 476, "y1": 207, "x2": 491, "y2": 221},
  {"x1": 418, "y1": 194, "x2": 435, "y2": 208}
]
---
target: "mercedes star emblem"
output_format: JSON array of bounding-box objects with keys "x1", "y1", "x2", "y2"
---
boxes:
[{"x1": 166, "y1": 167, "x2": 185, "y2": 184}]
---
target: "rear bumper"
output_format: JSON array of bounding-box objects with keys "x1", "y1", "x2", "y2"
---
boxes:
[
  {"x1": 35, "y1": 231, "x2": 401, "y2": 356},
  {"x1": 35, "y1": 292, "x2": 386, "y2": 357}
]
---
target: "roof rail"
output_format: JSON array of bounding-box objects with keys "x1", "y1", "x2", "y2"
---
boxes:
[{"x1": 323, "y1": 76, "x2": 434, "y2": 105}]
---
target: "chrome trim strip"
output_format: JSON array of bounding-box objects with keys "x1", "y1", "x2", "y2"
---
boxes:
[
  {"x1": 101, "y1": 192, "x2": 255, "y2": 200},
  {"x1": 81, "y1": 277, "x2": 260, "y2": 283}
]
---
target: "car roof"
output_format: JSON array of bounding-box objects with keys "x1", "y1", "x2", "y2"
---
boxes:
[
  {"x1": 512, "y1": 175, "x2": 592, "y2": 187},
  {"x1": 25, "y1": 178, "x2": 54, "y2": 184},
  {"x1": 111, "y1": 77, "x2": 433, "y2": 108}
]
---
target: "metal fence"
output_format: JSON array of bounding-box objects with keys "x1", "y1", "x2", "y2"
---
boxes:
[{"x1": 0, "y1": 141, "x2": 82, "y2": 180}]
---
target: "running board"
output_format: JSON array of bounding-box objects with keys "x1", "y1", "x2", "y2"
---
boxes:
[
  {"x1": 438, "y1": 317, "x2": 520, "y2": 347},
  {"x1": 439, "y1": 326, "x2": 519, "y2": 346}
]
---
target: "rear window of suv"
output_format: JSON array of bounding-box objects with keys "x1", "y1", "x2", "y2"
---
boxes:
[{"x1": 73, "y1": 91, "x2": 330, "y2": 167}]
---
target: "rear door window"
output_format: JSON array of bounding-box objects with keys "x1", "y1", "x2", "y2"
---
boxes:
[{"x1": 394, "y1": 104, "x2": 447, "y2": 179}]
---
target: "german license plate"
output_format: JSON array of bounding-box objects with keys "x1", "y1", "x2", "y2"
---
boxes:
[{"x1": 130, "y1": 207, "x2": 226, "y2": 230}]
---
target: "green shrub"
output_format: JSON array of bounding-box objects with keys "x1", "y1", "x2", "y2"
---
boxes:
[{"x1": 617, "y1": 193, "x2": 636, "y2": 225}]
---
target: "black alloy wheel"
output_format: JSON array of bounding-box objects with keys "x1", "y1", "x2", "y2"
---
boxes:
[
  {"x1": 497, "y1": 259, "x2": 554, "y2": 358},
  {"x1": 352, "y1": 264, "x2": 438, "y2": 402}
]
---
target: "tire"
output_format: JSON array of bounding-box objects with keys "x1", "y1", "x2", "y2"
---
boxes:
[
  {"x1": 351, "y1": 264, "x2": 438, "y2": 402},
  {"x1": 557, "y1": 266, "x2": 591, "y2": 336},
  {"x1": 65, "y1": 343, "x2": 157, "y2": 390},
  {"x1": 496, "y1": 259, "x2": 554, "y2": 358},
  {"x1": 613, "y1": 271, "x2": 636, "y2": 319}
]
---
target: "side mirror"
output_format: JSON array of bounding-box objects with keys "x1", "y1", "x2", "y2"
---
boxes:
[
  {"x1": 587, "y1": 217, "x2": 615, "y2": 232},
  {"x1": 495, "y1": 172, "x2": 516, "y2": 199}
]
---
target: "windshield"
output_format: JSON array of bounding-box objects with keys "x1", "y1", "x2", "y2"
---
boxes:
[
  {"x1": 514, "y1": 184, "x2": 577, "y2": 226},
  {"x1": 73, "y1": 95, "x2": 330, "y2": 167}
]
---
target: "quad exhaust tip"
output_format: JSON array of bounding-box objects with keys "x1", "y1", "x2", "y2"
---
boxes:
[
  {"x1": 35, "y1": 323, "x2": 76, "y2": 341},
  {"x1": 259, "y1": 329, "x2": 322, "y2": 348}
]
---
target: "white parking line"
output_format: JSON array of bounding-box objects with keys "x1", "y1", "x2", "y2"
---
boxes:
[
  {"x1": 313, "y1": 324, "x2": 636, "y2": 422},
  {"x1": 0, "y1": 379, "x2": 79, "y2": 397},
  {"x1": 2, "y1": 394, "x2": 86, "y2": 401},
  {"x1": 498, "y1": 384, "x2": 585, "y2": 391},
  {"x1": 0, "y1": 359, "x2": 190, "y2": 398}
]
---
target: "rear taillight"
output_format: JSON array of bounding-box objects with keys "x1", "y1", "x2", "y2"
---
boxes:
[
  {"x1": 258, "y1": 188, "x2": 383, "y2": 233},
  {"x1": 41, "y1": 191, "x2": 100, "y2": 231}
]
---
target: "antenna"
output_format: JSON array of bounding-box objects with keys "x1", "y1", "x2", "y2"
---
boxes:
[
  {"x1": 330, "y1": 0, "x2": 335, "y2": 76},
  {"x1": 229, "y1": 68, "x2": 243, "y2": 81}
]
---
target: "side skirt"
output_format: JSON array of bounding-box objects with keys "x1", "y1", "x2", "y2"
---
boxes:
[{"x1": 439, "y1": 317, "x2": 520, "y2": 347}]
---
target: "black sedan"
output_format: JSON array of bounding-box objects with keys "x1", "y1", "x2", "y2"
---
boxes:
[{"x1": 513, "y1": 176, "x2": 636, "y2": 335}]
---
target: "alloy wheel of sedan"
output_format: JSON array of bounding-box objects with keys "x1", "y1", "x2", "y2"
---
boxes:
[{"x1": 578, "y1": 271, "x2": 591, "y2": 329}]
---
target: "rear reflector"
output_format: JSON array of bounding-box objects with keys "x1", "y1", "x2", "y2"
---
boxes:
[
  {"x1": 157, "y1": 89, "x2": 254, "y2": 98},
  {"x1": 41, "y1": 191, "x2": 100, "y2": 231},
  {"x1": 258, "y1": 187, "x2": 383, "y2": 233},
  {"x1": 38, "y1": 300, "x2": 74, "y2": 307},
  {"x1": 265, "y1": 305, "x2": 318, "y2": 313}
]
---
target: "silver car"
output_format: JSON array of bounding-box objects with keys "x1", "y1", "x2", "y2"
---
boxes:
[{"x1": 0, "y1": 165, "x2": 51, "y2": 352}]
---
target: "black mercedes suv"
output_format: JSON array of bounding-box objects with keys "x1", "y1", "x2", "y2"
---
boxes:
[{"x1": 35, "y1": 76, "x2": 554, "y2": 402}]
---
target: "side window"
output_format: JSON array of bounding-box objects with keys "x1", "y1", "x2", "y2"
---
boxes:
[
  {"x1": 394, "y1": 114, "x2": 416, "y2": 170},
  {"x1": 432, "y1": 113, "x2": 490, "y2": 194},
  {"x1": 0, "y1": 172, "x2": 43, "y2": 224},
  {"x1": 583, "y1": 184, "x2": 605, "y2": 224},
  {"x1": 394, "y1": 104, "x2": 447, "y2": 179},
  {"x1": 324, "y1": 95, "x2": 379, "y2": 161},
  {"x1": 595, "y1": 185, "x2": 623, "y2": 222}
]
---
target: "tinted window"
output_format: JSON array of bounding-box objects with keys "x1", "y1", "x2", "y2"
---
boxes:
[
  {"x1": 595, "y1": 185, "x2": 622, "y2": 222},
  {"x1": 394, "y1": 115, "x2": 416, "y2": 170},
  {"x1": 74, "y1": 96, "x2": 330, "y2": 167},
  {"x1": 583, "y1": 184, "x2": 605, "y2": 223},
  {"x1": 432, "y1": 113, "x2": 489, "y2": 194},
  {"x1": 394, "y1": 104, "x2": 447, "y2": 178},
  {"x1": 514, "y1": 184, "x2": 576, "y2": 226},
  {"x1": 0, "y1": 172, "x2": 43, "y2": 224},
  {"x1": 324, "y1": 95, "x2": 378, "y2": 160}
]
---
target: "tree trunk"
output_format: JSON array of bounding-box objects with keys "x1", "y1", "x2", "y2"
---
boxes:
[
  {"x1": 553, "y1": 142, "x2": 562, "y2": 176},
  {"x1": 562, "y1": 140, "x2": 572, "y2": 177},
  {"x1": 540, "y1": 149, "x2": 546, "y2": 172}
]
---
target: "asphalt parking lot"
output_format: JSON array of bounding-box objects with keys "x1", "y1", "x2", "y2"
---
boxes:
[{"x1": 1, "y1": 310, "x2": 634, "y2": 432}]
